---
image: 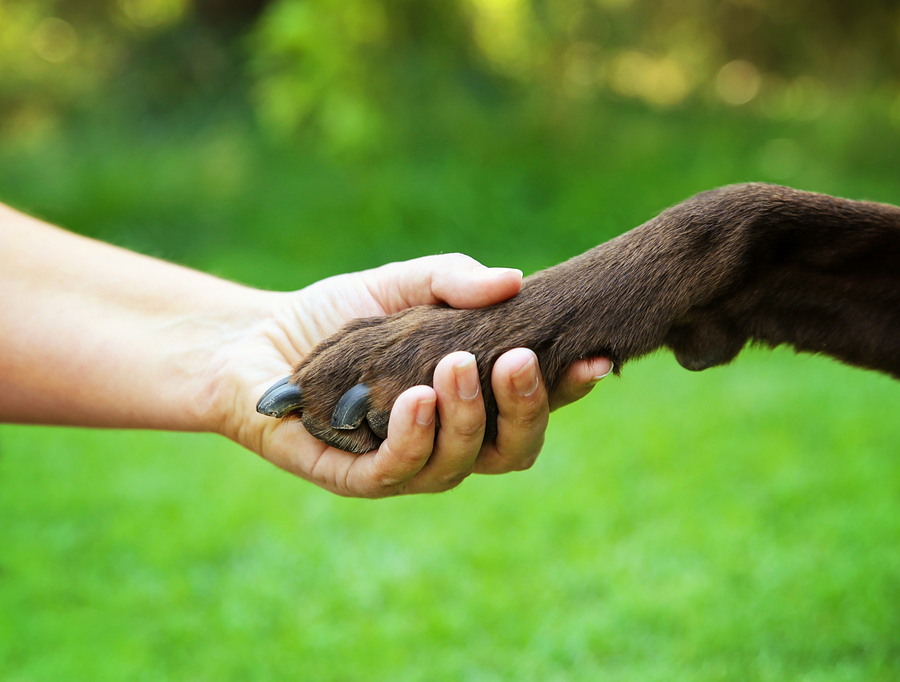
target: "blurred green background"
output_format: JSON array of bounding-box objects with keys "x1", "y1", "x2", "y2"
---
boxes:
[{"x1": 1, "y1": 1, "x2": 900, "y2": 680}]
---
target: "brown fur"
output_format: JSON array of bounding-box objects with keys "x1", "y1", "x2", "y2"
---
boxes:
[{"x1": 290, "y1": 183, "x2": 900, "y2": 453}]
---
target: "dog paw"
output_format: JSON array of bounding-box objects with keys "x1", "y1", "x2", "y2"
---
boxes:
[{"x1": 256, "y1": 306, "x2": 513, "y2": 453}]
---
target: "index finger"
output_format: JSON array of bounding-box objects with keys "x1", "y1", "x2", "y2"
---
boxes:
[{"x1": 346, "y1": 385, "x2": 438, "y2": 497}]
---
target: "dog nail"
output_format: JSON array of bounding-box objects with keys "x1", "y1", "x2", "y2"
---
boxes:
[
  {"x1": 256, "y1": 377, "x2": 304, "y2": 418},
  {"x1": 332, "y1": 383, "x2": 371, "y2": 429}
]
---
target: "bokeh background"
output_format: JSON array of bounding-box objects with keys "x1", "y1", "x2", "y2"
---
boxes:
[{"x1": 1, "y1": 1, "x2": 900, "y2": 679}]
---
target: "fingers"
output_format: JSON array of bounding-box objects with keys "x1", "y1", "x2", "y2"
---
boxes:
[
  {"x1": 368, "y1": 254, "x2": 523, "y2": 313},
  {"x1": 359, "y1": 385, "x2": 438, "y2": 495},
  {"x1": 258, "y1": 386, "x2": 439, "y2": 499},
  {"x1": 548, "y1": 357, "x2": 614, "y2": 411},
  {"x1": 352, "y1": 351, "x2": 488, "y2": 495},
  {"x1": 419, "y1": 351, "x2": 486, "y2": 489},
  {"x1": 328, "y1": 352, "x2": 611, "y2": 495},
  {"x1": 474, "y1": 351, "x2": 613, "y2": 474},
  {"x1": 474, "y1": 349, "x2": 550, "y2": 475},
  {"x1": 263, "y1": 351, "x2": 614, "y2": 498},
  {"x1": 388, "y1": 352, "x2": 486, "y2": 494}
]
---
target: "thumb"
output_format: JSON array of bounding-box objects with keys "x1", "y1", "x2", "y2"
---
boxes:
[{"x1": 368, "y1": 253, "x2": 523, "y2": 312}]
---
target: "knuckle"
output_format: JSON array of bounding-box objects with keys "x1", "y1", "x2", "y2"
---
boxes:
[
  {"x1": 511, "y1": 409, "x2": 547, "y2": 432},
  {"x1": 436, "y1": 467, "x2": 474, "y2": 488},
  {"x1": 376, "y1": 473, "x2": 406, "y2": 490},
  {"x1": 375, "y1": 457, "x2": 422, "y2": 490},
  {"x1": 447, "y1": 417, "x2": 485, "y2": 442},
  {"x1": 372, "y1": 452, "x2": 423, "y2": 491},
  {"x1": 499, "y1": 408, "x2": 548, "y2": 440}
]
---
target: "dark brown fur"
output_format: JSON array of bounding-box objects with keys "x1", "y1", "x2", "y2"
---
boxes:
[{"x1": 290, "y1": 183, "x2": 900, "y2": 453}]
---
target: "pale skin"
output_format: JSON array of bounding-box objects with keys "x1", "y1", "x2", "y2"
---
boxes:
[{"x1": 0, "y1": 203, "x2": 612, "y2": 498}]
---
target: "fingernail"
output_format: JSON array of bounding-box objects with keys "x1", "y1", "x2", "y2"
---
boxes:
[
  {"x1": 589, "y1": 361, "x2": 615, "y2": 384},
  {"x1": 416, "y1": 397, "x2": 436, "y2": 426},
  {"x1": 490, "y1": 267, "x2": 523, "y2": 278},
  {"x1": 453, "y1": 353, "x2": 480, "y2": 400},
  {"x1": 511, "y1": 356, "x2": 539, "y2": 397}
]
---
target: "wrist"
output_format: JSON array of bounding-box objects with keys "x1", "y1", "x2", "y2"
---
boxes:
[{"x1": 198, "y1": 289, "x2": 303, "y2": 442}]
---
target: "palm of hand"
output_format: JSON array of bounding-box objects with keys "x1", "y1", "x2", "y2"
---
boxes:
[{"x1": 218, "y1": 270, "x2": 405, "y2": 495}]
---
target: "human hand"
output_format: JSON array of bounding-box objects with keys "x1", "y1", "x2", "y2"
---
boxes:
[{"x1": 211, "y1": 254, "x2": 611, "y2": 498}]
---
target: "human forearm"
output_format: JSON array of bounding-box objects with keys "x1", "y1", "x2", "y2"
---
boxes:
[{"x1": 0, "y1": 203, "x2": 272, "y2": 431}]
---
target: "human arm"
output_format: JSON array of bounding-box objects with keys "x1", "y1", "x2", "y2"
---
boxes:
[{"x1": 0, "y1": 203, "x2": 611, "y2": 497}]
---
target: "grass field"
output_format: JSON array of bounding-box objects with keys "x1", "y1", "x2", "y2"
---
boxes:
[
  {"x1": 1, "y1": 101, "x2": 900, "y2": 680},
  {"x1": 2, "y1": 351, "x2": 899, "y2": 680}
]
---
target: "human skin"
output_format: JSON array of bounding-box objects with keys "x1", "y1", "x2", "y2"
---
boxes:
[{"x1": 0, "y1": 203, "x2": 611, "y2": 498}]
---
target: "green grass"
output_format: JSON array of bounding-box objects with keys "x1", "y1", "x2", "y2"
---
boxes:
[
  {"x1": 2, "y1": 351, "x2": 899, "y2": 681},
  {"x1": 2, "y1": 99, "x2": 900, "y2": 679}
]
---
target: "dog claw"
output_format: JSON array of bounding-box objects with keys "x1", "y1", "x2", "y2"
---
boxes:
[
  {"x1": 256, "y1": 377, "x2": 304, "y2": 418},
  {"x1": 332, "y1": 383, "x2": 371, "y2": 430}
]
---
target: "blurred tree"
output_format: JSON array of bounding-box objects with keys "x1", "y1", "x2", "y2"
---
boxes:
[
  {"x1": 1, "y1": 0, "x2": 899, "y2": 150},
  {"x1": 247, "y1": 0, "x2": 900, "y2": 150},
  {"x1": 193, "y1": 0, "x2": 273, "y2": 25}
]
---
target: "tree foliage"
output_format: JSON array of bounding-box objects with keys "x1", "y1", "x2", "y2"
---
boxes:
[{"x1": 1, "y1": 0, "x2": 899, "y2": 149}]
